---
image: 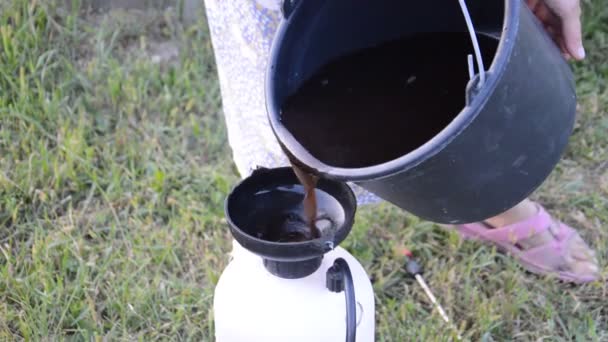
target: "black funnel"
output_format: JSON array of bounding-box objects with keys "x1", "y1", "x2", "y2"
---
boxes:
[{"x1": 225, "y1": 167, "x2": 357, "y2": 279}]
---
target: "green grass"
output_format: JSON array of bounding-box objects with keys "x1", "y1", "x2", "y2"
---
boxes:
[{"x1": 0, "y1": 0, "x2": 606, "y2": 340}]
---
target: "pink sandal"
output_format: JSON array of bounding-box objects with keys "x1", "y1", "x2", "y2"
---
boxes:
[{"x1": 455, "y1": 203, "x2": 599, "y2": 284}]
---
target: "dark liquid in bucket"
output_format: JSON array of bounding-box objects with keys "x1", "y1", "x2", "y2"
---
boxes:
[
  {"x1": 250, "y1": 185, "x2": 345, "y2": 243},
  {"x1": 281, "y1": 32, "x2": 499, "y2": 168}
]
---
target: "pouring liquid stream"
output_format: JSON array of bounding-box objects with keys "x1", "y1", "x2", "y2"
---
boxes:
[{"x1": 291, "y1": 162, "x2": 320, "y2": 239}]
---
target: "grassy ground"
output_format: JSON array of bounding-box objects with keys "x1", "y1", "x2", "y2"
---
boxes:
[{"x1": 0, "y1": 1, "x2": 606, "y2": 340}]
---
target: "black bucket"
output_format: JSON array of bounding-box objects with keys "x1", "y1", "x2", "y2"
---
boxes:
[{"x1": 266, "y1": 0, "x2": 576, "y2": 224}]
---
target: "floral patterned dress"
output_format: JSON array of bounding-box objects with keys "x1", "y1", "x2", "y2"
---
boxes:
[{"x1": 203, "y1": 0, "x2": 379, "y2": 205}]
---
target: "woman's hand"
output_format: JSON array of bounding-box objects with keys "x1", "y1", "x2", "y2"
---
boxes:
[{"x1": 527, "y1": 0, "x2": 585, "y2": 60}]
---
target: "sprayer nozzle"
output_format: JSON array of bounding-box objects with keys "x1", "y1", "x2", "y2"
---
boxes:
[{"x1": 406, "y1": 260, "x2": 423, "y2": 277}]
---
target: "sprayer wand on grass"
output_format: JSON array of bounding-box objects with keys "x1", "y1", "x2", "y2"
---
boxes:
[{"x1": 401, "y1": 248, "x2": 463, "y2": 341}]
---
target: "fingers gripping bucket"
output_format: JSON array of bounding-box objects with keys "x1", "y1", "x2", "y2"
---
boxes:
[{"x1": 266, "y1": 0, "x2": 576, "y2": 224}]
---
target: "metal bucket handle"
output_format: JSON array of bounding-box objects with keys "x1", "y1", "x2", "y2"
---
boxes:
[{"x1": 458, "y1": 0, "x2": 486, "y2": 88}]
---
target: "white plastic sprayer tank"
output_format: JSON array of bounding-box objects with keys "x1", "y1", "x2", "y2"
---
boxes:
[{"x1": 214, "y1": 240, "x2": 375, "y2": 342}]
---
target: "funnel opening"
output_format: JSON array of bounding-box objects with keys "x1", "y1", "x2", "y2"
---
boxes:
[{"x1": 225, "y1": 167, "x2": 356, "y2": 263}]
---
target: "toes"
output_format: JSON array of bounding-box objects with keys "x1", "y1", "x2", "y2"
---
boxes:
[
  {"x1": 565, "y1": 236, "x2": 600, "y2": 278},
  {"x1": 569, "y1": 259, "x2": 600, "y2": 278},
  {"x1": 569, "y1": 237, "x2": 597, "y2": 262}
]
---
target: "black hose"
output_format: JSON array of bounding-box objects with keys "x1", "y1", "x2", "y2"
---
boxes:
[{"x1": 333, "y1": 258, "x2": 356, "y2": 342}]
